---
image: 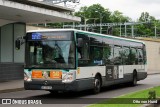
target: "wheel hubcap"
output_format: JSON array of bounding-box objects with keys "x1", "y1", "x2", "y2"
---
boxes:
[{"x1": 95, "y1": 79, "x2": 100, "y2": 91}]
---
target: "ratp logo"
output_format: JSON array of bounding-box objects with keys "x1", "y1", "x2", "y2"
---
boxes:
[{"x1": 2, "y1": 99, "x2": 11, "y2": 104}]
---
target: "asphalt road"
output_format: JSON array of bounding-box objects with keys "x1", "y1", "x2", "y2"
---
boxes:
[{"x1": 0, "y1": 74, "x2": 160, "y2": 107}]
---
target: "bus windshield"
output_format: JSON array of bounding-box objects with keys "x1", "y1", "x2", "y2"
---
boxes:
[{"x1": 25, "y1": 32, "x2": 75, "y2": 69}]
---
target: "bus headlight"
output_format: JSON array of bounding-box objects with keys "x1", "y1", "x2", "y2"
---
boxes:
[
  {"x1": 24, "y1": 72, "x2": 32, "y2": 82},
  {"x1": 62, "y1": 71, "x2": 76, "y2": 83}
]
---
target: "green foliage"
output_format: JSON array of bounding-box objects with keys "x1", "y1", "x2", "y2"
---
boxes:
[
  {"x1": 110, "y1": 10, "x2": 131, "y2": 23},
  {"x1": 136, "y1": 12, "x2": 159, "y2": 37},
  {"x1": 74, "y1": 6, "x2": 160, "y2": 37},
  {"x1": 35, "y1": 4, "x2": 160, "y2": 37},
  {"x1": 74, "y1": 4, "x2": 111, "y2": 24},
  {"x1": 88, "y1": 86, "x2": 160, "y2": 107}
]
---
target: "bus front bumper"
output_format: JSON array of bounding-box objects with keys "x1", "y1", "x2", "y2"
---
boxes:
[{"x1": 24, "y1": 78, "x2": 94, "y2": 92}]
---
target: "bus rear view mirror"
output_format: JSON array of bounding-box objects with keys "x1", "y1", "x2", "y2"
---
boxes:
[{"x1": 15, "y1": 39, "x2": 21, "y2": 50}]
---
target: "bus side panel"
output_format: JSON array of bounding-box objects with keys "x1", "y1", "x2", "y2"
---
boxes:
[
  {"x1": 123, "y1": 65, "x2": 147, "y2": 81},
  {"x1": 76, "y1": 66, "x2": 106, "y2": 79},
  {"x1": 124, "y1": 65, "x2": 140, "y2": 75},
  {"x1": 104, "y1": 65, "x2": 133, "y2": 85},
  {"x1": 104, "y1": 65, "x2": 147, "y2": 85},
  {"x1": 75, "y1": 66, "x2": 106, "y2": 90}
]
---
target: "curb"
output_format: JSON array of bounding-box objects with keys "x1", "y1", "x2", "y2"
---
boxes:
[
  {"x1": 148, "y1": 73, "x2": 160, "y2": 75},
  {"x1": 0, "y1": 88, "x2": 24, "y2": 94}
]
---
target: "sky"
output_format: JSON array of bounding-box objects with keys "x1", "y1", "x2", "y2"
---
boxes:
[{"x1": 73, "y1": 0, "x2": 160, "y2": 21}]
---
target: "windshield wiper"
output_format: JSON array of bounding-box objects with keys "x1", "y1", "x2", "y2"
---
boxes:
[{"x1": 29, "y1": 65, "x2": 40, "y2": 68}]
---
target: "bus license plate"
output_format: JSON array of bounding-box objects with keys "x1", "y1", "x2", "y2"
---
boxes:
[{"x1": 41, "y1": 86, "x2": 52, "y2": 90}]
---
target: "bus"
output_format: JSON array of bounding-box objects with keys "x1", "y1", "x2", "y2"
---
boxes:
[{"x1": 16, "y1": 29, "x2": 147, "y2": 94}]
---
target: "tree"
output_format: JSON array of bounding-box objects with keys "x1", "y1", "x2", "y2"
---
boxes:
[
  {"x1": 74, "y1": 4, "x2": 112, "y2": 33},
  {"x1": 75, "y1": 4, "x2": 111, "y2": 23},
  {"x1": 139, "y1": 12, "x2": 156, "y2": 22},
  {"x1": 110, "y1": 10, "x2": 131, "y2": 23},
  {"x1": 137, "y1": 12, "x2": 156, "y2": 37},
  {"x1": 74, "y1": 6, "x2": 88, "y2": 24},
  {"x1": 109, "y1": 10, "x2": 131, "y2": 36}
]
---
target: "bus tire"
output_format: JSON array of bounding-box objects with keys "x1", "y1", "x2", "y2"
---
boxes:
[
  {"x1": 93, "y1": 75, "x2": 101, "y2": 94},
  {"x1": 131, "y1": 72, "x2": 137, "y2": 86}
]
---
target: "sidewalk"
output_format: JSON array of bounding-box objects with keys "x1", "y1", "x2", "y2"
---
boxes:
[{"x1": 0, "y1": 80, "x2": 24, "y2": 93}]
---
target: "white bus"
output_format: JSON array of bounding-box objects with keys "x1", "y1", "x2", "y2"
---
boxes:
[{"x1": 16, "y1": 29, "x2": 147, "y2": 94}]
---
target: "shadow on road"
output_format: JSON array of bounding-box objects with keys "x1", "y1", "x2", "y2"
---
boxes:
[
  {"x1": 25, "y1": 84, "x2": 146, "y2": 104},
  {"x1": 27, "y1": 83, "x2": 144, "y2": 99}
]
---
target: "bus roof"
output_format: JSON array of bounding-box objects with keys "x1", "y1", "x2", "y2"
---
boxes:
[{"x1": 27, "y1": 29, "x2": 145, "y2": 44}]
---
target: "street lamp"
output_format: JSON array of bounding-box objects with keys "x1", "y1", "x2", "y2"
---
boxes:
[
  {"x1": 80, "y1": 15, "x2": 98, "y2": 31},
  {"x1": 84, "y1": 18, "x2": 99, "y2": 31},
  {"x1": 95, "y1": 11, "x2": 102, "y2": 34},
  {"x1": 84, "y1": 18, "x2": 89, "y2": 31},
  {"x1": 154, "y1": 20, "x2": 159, "y2": 38},
  {"x1": 119, "y1": 18, "x2": 122, "y2": 37},
  {"x1": 79, "y1": 15, "x2": 88, "y2": 31}
]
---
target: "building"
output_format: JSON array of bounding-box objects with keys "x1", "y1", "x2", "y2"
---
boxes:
[{"x1": 0, "y1": 0, "x2": 80, "y2": 81}]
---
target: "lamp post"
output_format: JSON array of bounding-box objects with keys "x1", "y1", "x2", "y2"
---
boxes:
[
  {"x1": 125, "y1": 22, "x2": 127, "y2": 37},
  {"x1": 80, "y1": 15, "x2": 88, "y2": 31},
  {"x1": 95, "y1": 11, "x2": 102, "y2": 34},
  {"x1": 154, "y1": 20, "x2": 159, "y2": 38},
  {"x1": 84, "y1": 18, "x2": 89, "y2": 31},
  {"x1": 155, "y1": 25, "x2": 157, "y2": 38},
  {"x1": 119, "y1": 18, "x2": 122, "y2": 37}
]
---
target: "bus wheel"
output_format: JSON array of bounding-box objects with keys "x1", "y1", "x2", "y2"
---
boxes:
[
  {"x1": 131, "y1": 73, "x2": 137, "y2": 86},
  {"x1": 93, "y1": 76, "x2": 101, "y2": 94}
]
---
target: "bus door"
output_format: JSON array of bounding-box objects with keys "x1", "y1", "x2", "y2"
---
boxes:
[
  {"x1": 105, "y1": 65, "x2": 124, "y2": 81},
  {"x1": 104, "y1": 45, "x2": 124, "y2": 81}
]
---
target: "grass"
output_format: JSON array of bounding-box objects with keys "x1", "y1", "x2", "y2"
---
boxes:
[{"x1": 88, "y1": 86, "x2": 160, "y2": 107}]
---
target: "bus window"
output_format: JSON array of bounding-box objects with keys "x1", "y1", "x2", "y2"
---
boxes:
[
  {"x1": 90, "y1": 35, "x2": 102, "y2": 46},
  {"x1": 113, "y1": 46, "x2": 123, "y2": 65},
  {"x1": 129, "y1": 48, "x2": 138, "y2": 65},
  {"x1": 76, "y1": 33, "x2": 89, "y2": 66},
  {"x1": 143, "y1": 45, "x2": 147, "y2": 64},
  {"x1": 103, "y1": 45, "x2": 114, "y2": 65},
  {"x1": 138, "y1": 49, "x2": 143, "y2": 64},
  {"x1": 26, "y1": 40, "x2": 76, "y2": 69},
  {"x1": 122, "y1": 47, "x2": 130, "y2": 65},
  {"x1": 89, "y1": 35, "x2": 103, "y2": 66},
  {"x1": 36, "y1": 47, "x2": 43, "y2": 64},
  {"x1": 90, "y1": 46, "x2": 103, "y2": 65}
]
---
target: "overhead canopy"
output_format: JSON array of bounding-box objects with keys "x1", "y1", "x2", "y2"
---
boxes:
[
  {"x1": 8, "y1": 0, "x2": 74, "y2": 12},
  {"x1": 0, "y1": 0, "x2": 80, "y2": 26}
]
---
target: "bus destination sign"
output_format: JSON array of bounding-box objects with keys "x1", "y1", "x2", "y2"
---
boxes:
[
  {"x1": 30, "y1": 33, "x2": 70, "y2": 40},
  {"x1": 32, "y1": 33, "x2": 42, "y2": 40}
]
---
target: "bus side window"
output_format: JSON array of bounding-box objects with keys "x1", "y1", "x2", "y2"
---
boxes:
[
  {"x1": 90, "y1": 46, "x2": 103, "y2": 65},
  {"x1": 143, "y1": 45, "x2": 147, "y2": 64},
  {"x1": 122, "y1": 47, "x2": 130, "y2": 65},
  {"x1": 129, "y1": 48, "x2": 138, "y2": 65},
  {"x1": 138, "y1": 49, "x2": 143, "y2": 64},
  {"x1": 103, "y1": 45, "x2": 114, "y2": 65},
  {"x1": 76, "y1": 33, "x2": 89, "y2": 66},
  {"x1": 89, "y1": 35, "x2": 103, "y2": 66},
  {"x1": 113, "y1": 46, "x2": 123, "y2": 65},
  {"x1": 77, "y1": 38, "x2": 83, "y2": 58}
]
